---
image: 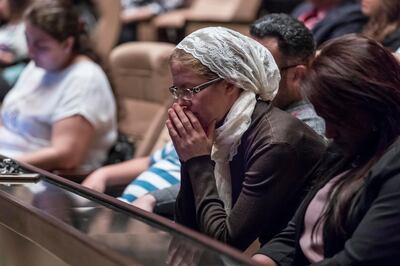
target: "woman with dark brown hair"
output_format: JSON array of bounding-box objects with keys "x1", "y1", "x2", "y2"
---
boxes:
[
  {"x1": 361, "y1": 0, "x2": 400, "y2": 51},
  {"x1": 253, "y1": 34, "x2": 400, "y2": 266}
]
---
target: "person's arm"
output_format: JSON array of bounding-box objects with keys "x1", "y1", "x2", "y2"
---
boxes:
[
  {"x1": 81, "y1": 156, "x2": 151, "y2": 193},
  {"x1": 167, "y1": 103, "x2": 214, "y2": 229},
  {"x1": 252, "y1": 255, "x2": 278, "y2": 266},
  {"x1": 152, "y1": 183, "x2": 180, "y2": 212},
  {"x1": 120, "y1": 6, "x2": 157, "y2": 23},
  {"x1": 16, "y1": 115, "x2": 94, "y2": 171},
  {"x1": 175, "y1": 160, "x2": 197, "y2": 229},
  {"x1": 168, "y1": 103, "x2": 307, "y2": 250},
  {"x1": 253, "y1": 202, "x2": 306, "y2": 266},
  {"x1": 131, "y1": 193, "x2": 157, "y2": 212},
  {"x1": 177, "y1": 143, "x2": 302, "y2": 250},
  {"x1": 131, "y1": 183, "x2": 180, "y2": 213},
  {"x1": 0, "y1": 49, "x2": 16, "y2": 65},
  {"x1": 313, "y1": 174, "x2": 400, "y2": 266},
  {"x1": 255, "y1": 169, "x2": 400, "y2": 266}
]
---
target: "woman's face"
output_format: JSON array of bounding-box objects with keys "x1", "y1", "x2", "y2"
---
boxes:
[
  {"x1": 170, "y1": 60, "x2": 234, "y2": 131},
  {"x1": 320, "y1": 111, "x2": 376, "y2": 156},
  {"x1": 25, "y1": 21, "x2": 73, "y2": 71},
  {"x1": 0, "y1": 0, "x2": 10, "y2": 21},
  {"x1": 361, "y1": 0, "x2": 381, "y2": 16}
]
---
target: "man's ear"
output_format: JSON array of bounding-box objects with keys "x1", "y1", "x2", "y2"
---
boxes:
[{"x1": 292, "y1": 64, "x2": 307, "y2": 85}]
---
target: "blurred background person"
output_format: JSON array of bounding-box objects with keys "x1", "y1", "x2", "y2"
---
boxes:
[
  {"x1": 119, "y1": 0, "x2": 184, "y2": 43},
  {"x1": 361, "y1": 0, "x2": 400, "y2": 51},
  {"x1": 82, "y1": 140, "x2": 180, "y2": 208},
  {"x1": 0, "y1": 0, "x2": 31, "y2": 100},
  {"x1": 292, "y1": 0, "x2": 367, "y2": 45},
  {"x1": 250, "y1": 13, "x2": 325, "y2": 136},
  {"x1": 253, "y1": 34, "x2": 400, "y2": 266},
  {"x1": 0, "y1": 0, "x2": 117, "y2": 172}
]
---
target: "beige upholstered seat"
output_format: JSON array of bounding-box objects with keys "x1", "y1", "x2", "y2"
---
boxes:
[
  {"x1": 109, "y1": 42, "x2": 175, "y2": 158},
  {"x1": 149, "y1": 126, "x2": 171, "y2": 154},
  {"x1": 145, "y1": 0, "x2": 261, "y2": 40}
]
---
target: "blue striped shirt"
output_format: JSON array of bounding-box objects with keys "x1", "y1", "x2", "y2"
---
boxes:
[{"x1": 119, "y1": 142, "x2": 180, "y2": 203}]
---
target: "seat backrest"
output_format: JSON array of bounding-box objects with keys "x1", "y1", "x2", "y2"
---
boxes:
[
  {"x1": 187, "y1": 0, "x2": 261, "y2": 21},
  {"x1": 153, "y1": 0, "x2": 260, "y2": 42},
  {"x1": 150, "y1": 125, "x2": 172, "y2": 154},
  {"x1": 183, "y1": 0, "x2": 261, "y2": 38},
  {"x1": 109, "y1": 42, "x2": 175, "y2": 157},
  {"x1": 90, "y1": 0, "x2": 121, "y2": 65},
  {"x1": 188, "y1": 0, "x2": 237, "y2": 21},
  {"x1": 154, "y1": 0, "x2": 260, "y2": 28},
  {"x1": 232, "y1": 0, "x2": 262, "y2": 21}
]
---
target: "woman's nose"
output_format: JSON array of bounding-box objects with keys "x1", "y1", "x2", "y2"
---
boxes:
[{"x1": 176, "y1": 97, "x2": 191, "y2": 107}]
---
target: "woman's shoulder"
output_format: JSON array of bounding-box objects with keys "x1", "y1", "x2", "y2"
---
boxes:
[
  {"x1": 252, "y1": 101, "x2": 319, "y2": 138},
  {"x1": 368, "y1": 137, "x2": 400, "y2": 182},
  {"x1": 68, "y1": 57, "x2": 104, "y2": 75},
  {"x1": 243, "y1": 102, "x2": 325, "y2": 157},
  {"x1": 383, "y1": 29, "x2": 400, "y2": 51},
  {"x1": 66, "y1": 57, "x2": 110, "y2": 85}
]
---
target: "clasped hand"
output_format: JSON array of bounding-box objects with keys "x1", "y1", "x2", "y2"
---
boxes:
[{"x1": 166, "y1": 103, "x2": 215, "y2": 162}]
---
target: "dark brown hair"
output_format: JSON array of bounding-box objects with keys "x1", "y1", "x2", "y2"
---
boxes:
[
  {"x1": 250, "y1": 13, "x2": 316, "y2": 66},
  {"x1": 303, "y1": 34, "x2": 400, "y2": 238},
  {"x1": 24, "y1": 0, "x2": 99, "y2": 63},
  {"x1": 362, "y1": 0, "x2": 400, "y2": 46},
  {"x1": 10, "y1": 0, "x2": 31, "y2": 20},
  {"x1": 3, "y1": 0, "x2": 31, "y2": 22}
]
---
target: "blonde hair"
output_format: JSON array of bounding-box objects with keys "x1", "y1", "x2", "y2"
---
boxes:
[{"x1": 170, "y1": 48, "x2": 219, "y2": 80}]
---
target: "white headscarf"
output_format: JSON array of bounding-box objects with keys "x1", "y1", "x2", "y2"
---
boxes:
[{"x1": 176, "y1": 27, "x2": 280, "y2": 214}]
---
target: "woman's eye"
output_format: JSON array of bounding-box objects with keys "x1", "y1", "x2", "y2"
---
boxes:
[{"x1": 36, "y1": 46, "x2": 48, "y2": 51}]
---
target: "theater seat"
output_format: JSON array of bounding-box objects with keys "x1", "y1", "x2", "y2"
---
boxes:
[
  {"x1": 149, "y1": 0, "x2": 261, "y2": 42},
  {"x1": 109, "y1": 42, "x2": 175, "y2": 158}
]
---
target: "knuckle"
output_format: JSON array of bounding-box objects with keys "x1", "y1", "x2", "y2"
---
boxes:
[
  {"x1": 176, "y1": 124, "x2": 184, "y2": 130},
  {"x1": 182, "y1": 119, "x2": 191, "y2": 127}
]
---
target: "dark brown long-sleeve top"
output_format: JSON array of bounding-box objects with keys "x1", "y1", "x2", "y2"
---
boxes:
[{"x1": 175, "y1": 101, "x2": 327, "y2": 250}]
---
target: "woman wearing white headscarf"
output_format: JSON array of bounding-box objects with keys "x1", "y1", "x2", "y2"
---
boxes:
[{"x1": 166, "y1": 27, "x2": 326, "y2": 250}]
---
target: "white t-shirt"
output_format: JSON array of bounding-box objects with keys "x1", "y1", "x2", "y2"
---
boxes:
[{"x1": 0, "y1": 60, "x2": 117, "y2": 171}]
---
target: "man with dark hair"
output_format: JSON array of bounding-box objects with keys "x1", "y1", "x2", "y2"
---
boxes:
[
  {"x1": 250, "y1": 13, "x2": 315, "y2": 64},
  {"x1": 250, "y1": 13, "x2": 325, "y2": 136}
]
